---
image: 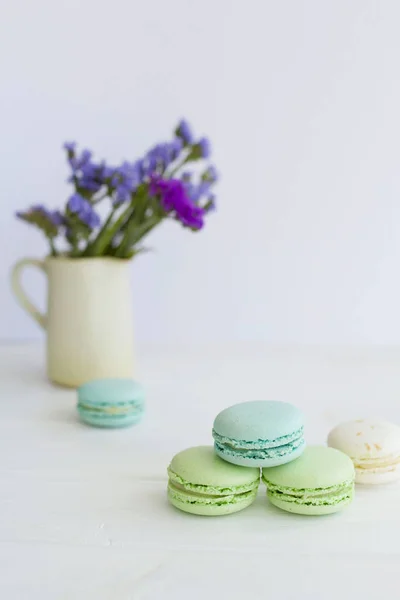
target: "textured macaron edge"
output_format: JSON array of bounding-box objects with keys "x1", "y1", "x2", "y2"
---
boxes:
[
  {"x1": 77, "y1": 399, "x2": 142, "y2": 412},
  {"x1": 353, "y1": 453, "x2": 400, "y2": 470},
  {"x1": 212, "y1": 426, "x2": 304, "y2": 450},
  {"x1": 214, "y1": 440, "x2": 306, "y2": 467},
  {"x1": 213, "y1": 435, "x2": 305, "y2": 461},
  {"x1": 267, "y1": 495, "x2": 352, "y2": 515},
  {"x1": 167, "y1": 482, "x2": 259, "y2": 507},
  {"x1": 167, "y1": 467, "x2": 260, "y2": 497},
  {"x1": 78, "y1": 406, "x2": 141, "y2": 417},
  {"x1": 168, "y1": 490, "x2": 257, "y2": 516},
  {"x1": 263, "y1": 477, "x2": 354, "y2": 507},
  {"x1": 77, "y1": 403, "x2": 143, "y2": 426}
]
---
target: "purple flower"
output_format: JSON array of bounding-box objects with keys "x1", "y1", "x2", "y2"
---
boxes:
[
  {"x1": 154, "y1": 144, "x2": 170, "y2": 166},
  {"x1": 142, "y1": 152, "x2": 157, "y2": 176},
  {"x1": 198, "y1": 181, "x2": 211, "y2": 196},
  {"x1": 144, "y1": 144, "x2": 171, "y2": 173},
  {"x1": 68, "y1": 194, "x2": 100, "y2": 229},
  {"x1": 73, "y1": 160, "x2": 108, "y2": 192},
  {"x1": 176, "y1": 120, "x2": 194, "y2": 145},
  {"x1": 185, "y1": 181, "x2": 211, "y2": 204},
  {"x1": 63, "y1": 142, "x2": 76, "y2": 152},
  {"x1": 49, "y1": 210, "x2": 65, "y2": 226},
  {"x1": 170, "y1": 137, "x2": 183, "y2": 160},
  {"x1": 114, "y1": 161, "x2": 141, "y2": 192},
  {"x1": 114, "y1": 184, "x2": 131, "y2": 205},
  {"x1": 68, "y1": 156, "x2": 80, "y2": 171},
  {"x1": 67, "y1": 193, "x2": 85, "y2": 213},
  {"x1": 80, "y1": 178, "x2": 102, "y2": 192},
  {"x1": 83, "y1": 207, "x2": 101, "y2": 229},
  {"x1": 68, "y1": 148, "x2": 93, "y2": 173},
  {"x1": 80, "y1": 149, "x2": 92, "y2": 165},
  {"x1": 150, "y1": 177, "x2": 205, "y2": 230},
  {"x1": 198, "y1": 137, "x2": 211, "y2": 159},
  {"x1": 101, "y1": 165, "x2": 115, "y2": 179}
]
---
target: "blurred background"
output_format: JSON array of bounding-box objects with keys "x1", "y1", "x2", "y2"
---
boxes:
[{"x1": 2, "y1": 0, "x2": 400, "y2": 347}]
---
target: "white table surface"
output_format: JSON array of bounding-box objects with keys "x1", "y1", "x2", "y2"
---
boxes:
[{"x1": 1, "y1": 343, "x2": 400, "y2": 599}]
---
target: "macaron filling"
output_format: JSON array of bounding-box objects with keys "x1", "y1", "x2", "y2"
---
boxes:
[
  {"x1": 353, "y1": 454, "x2": 400, "y2": 473},
  {"x1": 78, "y1": 402, "x2": 138, "y2": 415},
  {"x1": 168, "y1": 467, "x2": 260, "y2": 497},
  {"x1": 263, "y1": 477, "x2": 354, "y2": 507},
  {"x1": 77, "y1": 400, "x2": 141, "y2": 424},
  {"x1": 213, "y1": 429, "x2": 305, "y2": 461},
  {"x1": 168, "y1": 465, "x2": 260, "y2": 507},
  {"x1": 212, "y1": 426, "x2": 304, "y2": 450}
]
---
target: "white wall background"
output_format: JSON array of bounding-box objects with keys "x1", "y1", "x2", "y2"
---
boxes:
[{"x1": 2, "y1": 0, "x2": 400, "y2": 345}]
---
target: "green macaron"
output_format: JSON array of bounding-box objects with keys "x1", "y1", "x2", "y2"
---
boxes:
[
  {"x1": 167, "y1": 446, "x2": 260, "y2": 516},
  {"x1": 262, "y1": 445, "x2": 355, "y2": 516}
]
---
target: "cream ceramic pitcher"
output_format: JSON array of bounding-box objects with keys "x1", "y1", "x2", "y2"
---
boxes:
[{"x1": 11, "y1": 257, "x2": 135, "y2": 387}]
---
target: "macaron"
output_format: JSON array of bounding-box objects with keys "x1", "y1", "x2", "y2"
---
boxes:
[
  {"x1": 167, "y1": 446, "x2": 260, "y2": 516},
  {"x1": 77, "y1": 378, "x2": 144, "y2": 428},
  {"x1": 212, "y1": 400, "x2": 305, "y2": 467},
  {"x1": 328, "y1": 419, "x2": 400, "y2": 484},
  {"x1": 262, "y1": 445, "x2": 355, "y2": 516}
]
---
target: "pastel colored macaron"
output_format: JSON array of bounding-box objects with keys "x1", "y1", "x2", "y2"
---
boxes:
[
  {"x1": 328, "y1": 419, "x2": 400, "y2": 484},
  {"x1": 262, "y1": 445, "x2": 355, "y2": 516},
  {"x1": 212, "y1": 400, "x2": 305, "y2": 467},
  {"x1": 167, "y1": 446, "x2": 260, "y2": 516},
  {"x1": 77, "y1": 378, "x2": 144, "y2": 428}
]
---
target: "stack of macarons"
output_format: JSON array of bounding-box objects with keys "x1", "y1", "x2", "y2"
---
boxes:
[{"x1": 167, "y1": 400, "x2": 400, "y2": 517}]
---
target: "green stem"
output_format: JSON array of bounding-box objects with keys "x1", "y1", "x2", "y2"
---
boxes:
[
  {"x1": 49, "y1": 238, "x2": 57, "y2": 257},
  {"x1": 92, "y1": 193, "x2": 108, "y2": 205},
  {"x1": 83, "y1": 206, "x2": 133, "y2": 257},
  {"x1": 114, "y1": 215, "x2": 162, "y2": 258},
  {"x1": 167, "y1": 154, "x2": 190, "y2": 178}
]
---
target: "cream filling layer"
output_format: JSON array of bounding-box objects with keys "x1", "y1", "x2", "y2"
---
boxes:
[
  {"x1": 78, "y1": 403, "x2": 136, "y2": 415},
  {"x1": 168, "y1": 482, "x2": 258, "y2": 506},
  {"x1": 168, "y1": 467, "x2": 259, "y2": 496},
  {"x1": 353, "y1": 454, "x2": 400, "y2": 471}
]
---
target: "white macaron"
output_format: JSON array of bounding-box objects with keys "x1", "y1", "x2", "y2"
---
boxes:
[{"x1": 327, "y1": 419, "x2": 400, "y2": 484}]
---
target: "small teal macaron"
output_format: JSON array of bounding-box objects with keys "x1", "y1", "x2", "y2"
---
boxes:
[
  {"x1": 77, "y1": 378, "x2": 144, "y2": 428},
  {"x1": 212, "y1": 400, "x2": 305, "y2": 467}
]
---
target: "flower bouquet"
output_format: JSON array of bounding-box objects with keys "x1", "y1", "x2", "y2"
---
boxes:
[{"x1": 16, "y1": 119, "x2": 217, "y2": 258}]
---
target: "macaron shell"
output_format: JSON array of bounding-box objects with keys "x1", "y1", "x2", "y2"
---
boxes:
[
  {"x1": 169, "y1": 446, "x2": 260, "y2": 488},
  {"x1": 328, "y1": 419, "x2": 400, "y2": 462},
  {"x1": 268, "y1": 494, "x2": 352, "y2": 516},
  {"x1": 168, "y1": 488, "x2": 258, "y2": 516},
  {"x1": 78, "y1": 378, "x2": 144, "y2": 406},
  {"x1": 213, "y1": 400, "x2": 304, "y2": 443},
  {"x1": 262, "y1": 446, "x2": 354, "y2": 490},
  {"x1": 214, "y1": 438, "x2": 305, "y2": 467}
]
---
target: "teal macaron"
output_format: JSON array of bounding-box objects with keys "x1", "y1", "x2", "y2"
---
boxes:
[
  {"x1": 167, "y1": 446, "x2": 260, "y2": 516},
  {"x1": 77, "y1": 378, "x2": 144, "y2": 428},
  {"x1": 212, "y1": 400, "x2": 305, "y2": 467},
  {"x1": 262, "y1": 445, "x2": 355, "y2": 516}
]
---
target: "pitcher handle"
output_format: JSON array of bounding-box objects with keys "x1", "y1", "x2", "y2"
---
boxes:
[{"x1": 10, "y1": 258, "x2": 47, "y2": 330}]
